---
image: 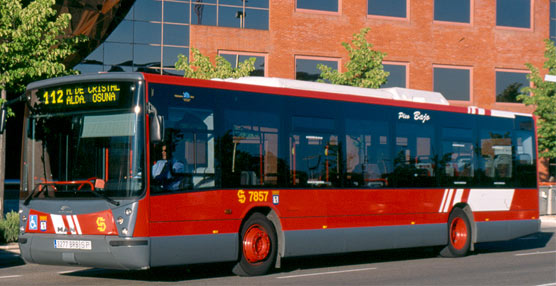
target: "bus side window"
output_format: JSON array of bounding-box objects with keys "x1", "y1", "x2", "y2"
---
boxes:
[
  {"x1": 439, "y1": 128, "x2": 474, "y2": 187},
  {"x1": 479, "y1": 130, "x2": 513, "y2": 186},
  {"x1": 221, "y1": 110, "x2": 280, "y2": 188},
  {"x1": 344, "y1": 119, "x2": 390, "y2": 188},
  {"x1": 290, "y1": 116, "x2": 341, "y2": 188},
  {"x1": 390, "y1": 122, "x2": 436, "y2": 188},
  {"x1": 290, "y1": 133, "x2": 340, "y2": 187}
]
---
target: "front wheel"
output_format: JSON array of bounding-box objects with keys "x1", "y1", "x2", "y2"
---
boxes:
[
  {"x1": 233, "y1": 213, "x2": 277, "y2": 276},
  {"x1": 441, "y1": 207, "x2": 472, "y2": 257}
]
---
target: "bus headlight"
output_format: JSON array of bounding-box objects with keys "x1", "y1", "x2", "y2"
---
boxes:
[
  {"x1": 121, "y1": 228, "x2": 128, "y2": 235},
  {"x1": 117, "y1": 217, "x2": 124, "y2": 225},
  {"x1": 125, "y1": 208, "x2": 132, "y2": 216}
]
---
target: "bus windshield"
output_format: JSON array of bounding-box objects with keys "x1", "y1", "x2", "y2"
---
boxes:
[{"x1": 22, "y1": 82, "x2": 145, "y2": 200}]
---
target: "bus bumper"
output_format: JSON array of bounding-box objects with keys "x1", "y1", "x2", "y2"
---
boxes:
[{"x1": 18, "y1": 234, "x2": 150, "y2": 270}]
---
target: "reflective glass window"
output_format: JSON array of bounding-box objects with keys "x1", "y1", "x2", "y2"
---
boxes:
[
  {"x1": 297, "y1": 0, "x2": 338, "y2": 12},
  {"x1": 191, "y1": 3, "x2": 217, "y2": 26},
  {"x1": 296, "y1": 58, "x2": 338, "y2": 82},
  {"x1": 163, "y1": 24, "x2": 189, "y2": 46},
  {"x1": 134, "y1": 21, "x2": 161, "y2": 45},
  {"x1": 219, "y1": 6, "x2": 245, "y2": 28},
  {"x1": 368, "y1": 0, "x2": 406, "y2": 18},
  {"x1": 244, "y1": 8, "x2": 269, "y2": 30},
  {"x1": 496, "y1": 0, "x2": 530, "y2": 28},
  {"x1": 134, "y1": 0, "x2": 161, "y2": 21},
  {"x1": 164, "y1": 1, "x2": 189, "y2": 23},
  {"x1": 495, "y1": 71, "x2": 529, "y2": 103},
  {"x1": 134, "y1": 44, "x2": 161, "y2": 69},
  {"x1": 103, "y1": 43, "x2": 133, "y2": 66},
  {"x1": 433, "y1": 67, "x2": 470, "y2": 101},
  {"x1": 434, "y1": 0, "x2": 470, "y2": 23},
  {"x1": 551, "y1": 1, "x2": 556, "y2": 43},
  {"x1": 105, "y1": 20, "x2": 133, "y2": 43},
  {"x1": 163, "y1": 47, "x2": 188, "y2": 68},
  {"x1": 382, "y1": 64, "x2": 406, "y2": 88}
]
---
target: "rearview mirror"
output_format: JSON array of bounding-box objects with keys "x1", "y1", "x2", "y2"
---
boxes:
[
  {"x1": 0, "y1": 104, "x2": 6, "y2": 134},
  {"x1": 150, "y1": 114, "x2": 164, "y2": 143}
]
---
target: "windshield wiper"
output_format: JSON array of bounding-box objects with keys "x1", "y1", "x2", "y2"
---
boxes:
[{"x1": 23, "y1": 178, "x2": 120, "y2": 206}]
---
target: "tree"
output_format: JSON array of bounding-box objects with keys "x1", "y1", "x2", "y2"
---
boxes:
[
  {"x1": 0, "y1": 0, "x2": 86, "y2": 95},
  {"x1": 175, "y1": 48, "x2": 256, "y2": 79},
  {"x1": 318, "y1": 28, "x2": 389, "y2": 88},
  {"x1": 518, "y1": 39, "x2": 556, "y2": 159},
  {"x1": 0, "y1": 0, "x2": 86, "y2": 218}
]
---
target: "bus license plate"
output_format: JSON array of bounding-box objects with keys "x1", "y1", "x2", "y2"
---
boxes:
[{"x1": 54, "y1": 239, "x2": 92, "y2": 250}]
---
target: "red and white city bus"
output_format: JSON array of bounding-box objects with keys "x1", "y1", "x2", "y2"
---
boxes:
[{"x1": 12, "y1": 72, "x2": 539, "y2": 276}]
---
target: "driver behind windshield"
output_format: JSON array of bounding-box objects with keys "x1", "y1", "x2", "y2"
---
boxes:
[{"x1": 151, "y1": 143, "x2": 188, "y2": 191}]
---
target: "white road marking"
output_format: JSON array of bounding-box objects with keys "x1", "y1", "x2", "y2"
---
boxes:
[
  {"x1": 535, "y1": 282, "x2": 556, "y2": 286},
  {"x1": 515, "y1": 250, "x2": 556, "y2": 256},
  {"x1": 277, "y1": 267, "x2": 377, "y2": 279},
  {"x1": 0, "y1": 275, "x2": 22, "y2": 279}
]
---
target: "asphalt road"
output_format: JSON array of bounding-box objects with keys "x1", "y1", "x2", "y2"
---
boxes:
[{"x1": 1, "y1": 223, "x2": 555, "y2": 286}]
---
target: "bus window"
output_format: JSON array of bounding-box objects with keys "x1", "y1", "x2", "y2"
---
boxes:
[
  {"x1": 345, "y1": 119, "x2": 391, "y2": 188},
  {"x1": 479, "y1": 130, "x2": 512, "y2": 186},
  {"x1": 515, "y1": 130, "x2": 536, "y2": 187},
  {"x1": 221, "y1": 110, "x2": 279, "y2": 187},
  {"x1": 390, "y1": 122, "x2": 436, "y2": 187},
  {"x1": 151, "y1": 107, "x2": 215, "y2": 192},
  {"x1": 290, "y1": 133, "x2": 340, "y2": 187},
  {"x1": 440, "y1": 128, "x2": 474, "y2": 186},
  {"x1": 290, "y1": 116, "x2": 340, "y2": 187}
]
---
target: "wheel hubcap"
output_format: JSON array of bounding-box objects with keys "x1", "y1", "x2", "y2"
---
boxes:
[
  {"x1": 450, "y1": 217, "x2": 468, "y2": 250},
  {"x1": 243, "y1": 224, "x2": 270, "y2": 263}
]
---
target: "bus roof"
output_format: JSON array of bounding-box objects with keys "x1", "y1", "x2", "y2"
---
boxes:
[{"x1": 218, "y1": 77, "x2": 450, "y2": 106}]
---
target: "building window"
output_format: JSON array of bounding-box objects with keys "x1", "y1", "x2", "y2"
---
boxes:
[
  {"x1": 496, "y1": 0, "x2": 531, "y2": 29},
  {"x1": 219, "y1": 52, "x2": 267, "y2": 76},
  {"x1": 295, "y1": 57, "x2": 339, "y2": 82},
  {"x1": 433, "y1": 66, "x2": 471, "y2": 101},
  {"x1": 551, "y1": 0, "x2": 556, "y2": 43},
  {"x1": 434, "y1": 0, "x2": 470, "y2": 23},
  {"x1": 495, "y1": 70, "x2": 530, "y2": 103},
  {"x1": 368, "y1": 0, "x2": 407, "y2": 18},
  {"x1": 193, "y1": 0, "x2": 269, "y2": 30},
  {"x1": 382, "y1": 63, "x2": 407, "y2": 88},
  {"x1": 296, "y1": 0, "x2": 338, "y2": 13}
]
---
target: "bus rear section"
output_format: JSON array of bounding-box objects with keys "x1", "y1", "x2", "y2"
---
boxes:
[{"x1": 18, "y1": 73, "x2": 151, "y2": 269}]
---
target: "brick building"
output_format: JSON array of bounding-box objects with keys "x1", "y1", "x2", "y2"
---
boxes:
[{"x1": 73, "y1": 0, "x2": 554, "y2": 180}]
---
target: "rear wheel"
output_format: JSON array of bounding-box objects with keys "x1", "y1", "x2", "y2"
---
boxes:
[
  {"x1": 441, "y1": 208, "x2": 472, "y2": 257},
  {"x1": 233, "y1": 213, "x2": 277, "y2": 276}
]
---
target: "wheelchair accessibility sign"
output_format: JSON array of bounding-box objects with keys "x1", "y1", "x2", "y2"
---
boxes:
[{"x1": 29, "y1": 215, "x2": 38, "y2": 230}]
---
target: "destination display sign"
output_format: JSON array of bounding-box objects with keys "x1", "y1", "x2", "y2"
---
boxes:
[{"x1": 36, "y1": 82, "x2": 132, "y2": 111}]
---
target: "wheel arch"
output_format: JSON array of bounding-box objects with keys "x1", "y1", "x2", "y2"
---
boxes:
[
  {"x1": 239, "y1": 206, "x2": 285, "y2": 269},
  {"x1": 452, "y1": 202, "x2": 477, "y2": 251}
]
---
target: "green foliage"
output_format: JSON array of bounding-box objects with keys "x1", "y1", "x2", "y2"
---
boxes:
[
  {"x1": 519, "y1": 39, "x2": 556, "y2": 159},
  {"x1": 175, "y1": 48, "x2": 256, "y2": 79},
  {"x1": 318, "y1": 28, "x2": 389, "y2": 88},
  {"x1": 0, "y1": 0, "x2": 87, "y2": 95},
  {"x1": 0, "y1": 211, "x2": 19, "y2": 244}
]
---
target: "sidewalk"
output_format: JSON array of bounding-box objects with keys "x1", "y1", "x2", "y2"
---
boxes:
[
  {"x1": 540, "y1": 215, "x2": 556, "y2": 228},
  {"x1": 0, "y1": 242, "x2": 19, "y2": 254}
]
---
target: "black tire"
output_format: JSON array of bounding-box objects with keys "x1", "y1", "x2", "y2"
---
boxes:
[
  {"x1": 233, "y1": 213, "x2": 277, "y2": 276},
  {"x1": 441, "y1": 208, "x2": 472, "y2": 257}
]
